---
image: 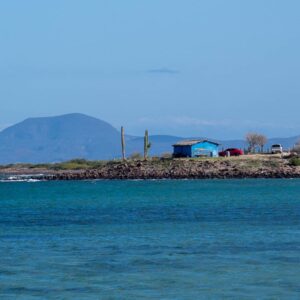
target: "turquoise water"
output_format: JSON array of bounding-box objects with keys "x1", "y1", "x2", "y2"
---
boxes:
[{"x1": 0, "y1": 179, "x2": 300, "y2": 299}]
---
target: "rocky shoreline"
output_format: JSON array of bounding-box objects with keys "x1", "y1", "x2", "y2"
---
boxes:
[
  {"x1": 2, "y1": 156, "x2": 298, "y2": 180},
  {"x1": 47, "y1": 163, "x2": 300, "y2": 180}
]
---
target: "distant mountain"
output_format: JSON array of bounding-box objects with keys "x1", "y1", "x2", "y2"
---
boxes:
[
  {"x1": 126, "y1": 135, "x2": 183, "y2": 156},
  {"x1": 0, "y1": 113, "x2": 121, "y2": 163},
  {"x1": 0, "y1": 113, "x2": 299, "y2": 163}
]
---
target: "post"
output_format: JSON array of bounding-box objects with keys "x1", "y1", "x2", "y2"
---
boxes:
[
  {"x1": 121, "y1": 126, "x2": 126, "y2": 161},
  {"x1": 144, "y1": 130, "x2": 148, "y2": 160}
]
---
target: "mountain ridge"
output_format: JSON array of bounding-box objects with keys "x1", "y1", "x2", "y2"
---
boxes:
[{"x1": 0, "y1": 113, "x2": 299, "y2": 163}]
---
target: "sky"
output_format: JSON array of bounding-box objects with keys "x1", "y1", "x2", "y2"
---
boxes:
[{"x1": 1, "y1": 0, "x2": 300, "y2": 139}]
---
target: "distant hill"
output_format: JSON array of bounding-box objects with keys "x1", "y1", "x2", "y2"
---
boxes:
[
  {"x1": 0, "y1": 113, "x2": 121, "y2": 163},
  {"x1": 0, "y1": 113, "x2": 299, "y2": 163},
  {"x1": 126, "y1": 135, "x2": 183, "y2": 156}
]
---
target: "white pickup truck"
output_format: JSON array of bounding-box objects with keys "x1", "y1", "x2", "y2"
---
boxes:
[{"x1": 271, "y1": 144, "x2": 283, "y2": 154}]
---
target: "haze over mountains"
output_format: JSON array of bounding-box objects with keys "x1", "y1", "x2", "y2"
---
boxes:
[{"x1": 0, "y1": 113, "x2": 299, "y2": 164}]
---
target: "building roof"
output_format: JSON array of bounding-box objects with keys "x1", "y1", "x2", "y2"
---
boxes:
[{"x1": 173, "y1": 139, "x2": 220, "y2": 147}]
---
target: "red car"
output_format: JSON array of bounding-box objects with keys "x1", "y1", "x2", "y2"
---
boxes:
[{"x1": 219, "y1": 148, "x2": 243, "y2": 157}]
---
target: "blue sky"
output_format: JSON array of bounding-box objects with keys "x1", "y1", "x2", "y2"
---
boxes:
[{"x1": 1, "y1": 0, "x2": 300, "y2": 139}]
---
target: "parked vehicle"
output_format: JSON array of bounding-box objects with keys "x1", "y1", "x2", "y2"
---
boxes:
[
  {"x1": 271, "y1": 144, "x2": 283, "y2": 154},
  {"x1": 219, "y1": 148, "x2": 243, "y2": 157}
]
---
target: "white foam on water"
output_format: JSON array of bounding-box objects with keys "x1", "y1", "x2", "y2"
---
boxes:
[{"x1": 0, "y1": 174, "x2": 44, "y2": 182}]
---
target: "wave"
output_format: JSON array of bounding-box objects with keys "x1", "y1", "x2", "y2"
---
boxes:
[{"x1": 0, "y1": 175, "x2": 44, "y2": 182}]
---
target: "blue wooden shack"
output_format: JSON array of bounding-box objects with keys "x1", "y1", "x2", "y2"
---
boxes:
[{"x1": 173, "y1": 139, "x2": 220, "y2": 158}]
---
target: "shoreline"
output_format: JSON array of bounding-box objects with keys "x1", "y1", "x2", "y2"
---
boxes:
[{"x1": 1, "y1": 155, "x2": 300, "y2": 180}]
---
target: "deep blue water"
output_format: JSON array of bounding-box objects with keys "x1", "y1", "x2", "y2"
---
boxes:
[{"x1": 0, "y1": 179, "x2": 300, "y2": 299}]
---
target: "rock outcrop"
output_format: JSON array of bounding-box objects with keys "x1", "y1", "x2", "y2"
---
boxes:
[{"x1": 40, "y1": 158, "x2": 300, "y2": 180}]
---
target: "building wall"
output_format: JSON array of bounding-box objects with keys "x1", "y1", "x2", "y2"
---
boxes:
[
  {"x1": 173, "y1": 142, "x2": 219, "y2": 157},
  {"x1": 173, "y1": 145, "x2": 192, "y2": 157},
  {"x1": 191, "y1": 142, "x2": 219, "y2": 157}
]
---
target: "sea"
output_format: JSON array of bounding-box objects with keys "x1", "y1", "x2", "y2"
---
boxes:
[{"x1": 0, "y1": 178, "x2": 300, "y2": 299}]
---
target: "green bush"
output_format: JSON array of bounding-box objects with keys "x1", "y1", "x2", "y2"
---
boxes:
[
  {"x1": 290, "y1": 157, "x2": 300, "y2": 166},
  {"x1": 49, "y1": 159, "x2": 106, "y2": 170}
]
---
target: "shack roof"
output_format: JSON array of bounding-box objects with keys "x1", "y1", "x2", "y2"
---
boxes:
[{"x1": 173, "y1": 139, "x2": 220, "y2": 147}]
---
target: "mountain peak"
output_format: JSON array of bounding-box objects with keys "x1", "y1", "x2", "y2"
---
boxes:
[{"x1": 0, "y1": 113, "x2": 121, "y2": 163}]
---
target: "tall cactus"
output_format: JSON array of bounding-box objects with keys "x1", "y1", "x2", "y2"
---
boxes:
[
  {"x1": 144, "y1": 130, "x2": 151, "y2": 160},
  {"x1": 121, "y1": 126, "x2": 126, "y2": 160}
]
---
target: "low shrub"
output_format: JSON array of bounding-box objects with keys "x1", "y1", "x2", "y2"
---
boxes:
[
  {"x1": 290, "y1": 157, "x2": 300, "y2": 166},
  {"x1": 49, "y1": 159, "x2": 106, "y2": 170},
  {"x1": 29, "y1": 163, "x2": 50, "y2": 169}
]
